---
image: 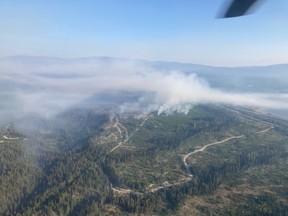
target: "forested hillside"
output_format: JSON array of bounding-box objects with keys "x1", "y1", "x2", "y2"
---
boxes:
[{"x1": 0, "y1": 105, "x2": 288, "y2": 215}]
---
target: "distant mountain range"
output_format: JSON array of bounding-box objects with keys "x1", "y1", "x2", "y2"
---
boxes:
[{"x1": 1, "y1": 55, "x2": 288, "y2": 93}]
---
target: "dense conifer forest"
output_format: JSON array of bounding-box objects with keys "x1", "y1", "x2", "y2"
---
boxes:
[{"x1": 0, "y1": 105, "x2": 288, "y2": 215}]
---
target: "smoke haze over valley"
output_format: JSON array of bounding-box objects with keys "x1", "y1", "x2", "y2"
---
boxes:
[{"x1": 0, "y1": 56, "x2": 288, "y2": 122}]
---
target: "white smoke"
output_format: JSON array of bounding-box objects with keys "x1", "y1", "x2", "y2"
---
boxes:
[{"x1": 0, "y1": 57, "x2": 288, "y2": 118}]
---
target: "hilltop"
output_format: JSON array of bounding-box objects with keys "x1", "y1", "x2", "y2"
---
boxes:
[{"x1": 0, "y1": 103, "x2": 288, "y2": 215}]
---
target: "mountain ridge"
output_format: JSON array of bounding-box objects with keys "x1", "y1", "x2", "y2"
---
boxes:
[{"x1": 1, "y1": 55, "x2": 288, "y2": 69}]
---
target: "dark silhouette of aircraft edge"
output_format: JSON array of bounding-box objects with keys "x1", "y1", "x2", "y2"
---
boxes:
[{"x1": 222, "y1": 0, "x2": 261, "y2": 18}]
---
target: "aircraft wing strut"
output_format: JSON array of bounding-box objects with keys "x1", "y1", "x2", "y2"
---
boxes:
[{"x1": 223, "y1": 0, "x2": 260, "y2": 18}]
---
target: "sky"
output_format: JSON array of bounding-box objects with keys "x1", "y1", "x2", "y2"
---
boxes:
[{"x1": 1, "y1": 0, "x2": 288, "y2": 66}]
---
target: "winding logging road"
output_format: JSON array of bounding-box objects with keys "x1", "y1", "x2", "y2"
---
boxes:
[
  {"x1": 151, "y1": 123, "x2": 274, "y2": 193},
  {"x1": 183, "y1": 107, "x2": 275, "y2": 177},
  {"x1": 108, "y1": 117, "x2": 129, "y2": 153},
  {"x1": 108, "y1": 115, "x2": 150, "y2": 154},
  {"x1": 109, "y1": 107, "x2": 276, "y2": 194},
  {"x1": 183, "y1": 135, "x2": 245, "y2": 176},
  {"x1": 0, "y1": 135, "x2": 19, "y2": 143}
]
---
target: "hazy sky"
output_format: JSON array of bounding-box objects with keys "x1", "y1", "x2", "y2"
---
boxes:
[{"x1": 1, "y1": 0, "x2": 288, "y2": 66}]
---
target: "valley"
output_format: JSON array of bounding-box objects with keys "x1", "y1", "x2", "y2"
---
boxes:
[{"x1": 0, "y1": 104, "x2": 288, "y2": 215}]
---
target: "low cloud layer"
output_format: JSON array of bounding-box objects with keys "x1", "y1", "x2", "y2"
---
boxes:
[{"x1": 0, "y1": 57, "x2": 288, "y2": 119}]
